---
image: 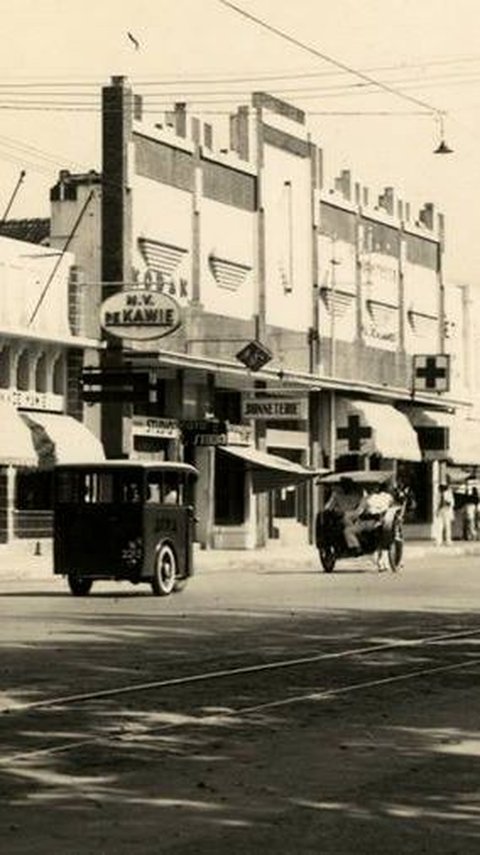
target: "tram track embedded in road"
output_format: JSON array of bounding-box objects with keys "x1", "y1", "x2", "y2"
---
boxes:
[
  {"x1": 2, "y1": 643, "x2": 480, "y2": 769},
  {"x1": 6, "y1": 624, "x2": 480, "y2": 714}
]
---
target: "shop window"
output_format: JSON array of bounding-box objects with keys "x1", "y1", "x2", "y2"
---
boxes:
[
  {"x1": 0, "y1": 347, "x2": 10, "y2": 388},
  {"x1": 35, "y1": 354, "x2": 48, "y2": 392},
  {"x1": 214, "y1": 452, "x2": 245, "y2": 525},
  {"x1": 16, "y1": 471, "x2": 53, "y2": 510},
  {"x1": 397, "y1": 461, "x2": 430, "y2": 523},
  {"x1": 52, "y1": 356, "x2": 65, "y2": 395},
  {"x1": 214, "y1": 389, "x2": 241, "y2": 423},
  {"x1": 133, "y1": 436, "x2": 167, "y2": 459},
  {"x1": 16, "y1": 350, "x2": 30, "y2": 391}
]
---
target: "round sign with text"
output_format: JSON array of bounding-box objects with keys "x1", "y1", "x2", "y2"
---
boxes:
[{"x1": 100, "y1": 289, "x2": 182, "y2": 341}]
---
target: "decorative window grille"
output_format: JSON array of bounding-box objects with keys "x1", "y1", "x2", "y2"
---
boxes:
[
  {"x1": 208, "y1": 254, "x2": 251, "y2": 291},
  {"x1": 138, "y1": 238, "x2": 188, "y2": 277}
]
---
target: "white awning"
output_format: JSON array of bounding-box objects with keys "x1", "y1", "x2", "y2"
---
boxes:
[
  {"x1": 0, "y1": 402, "x2": 37, "y2": 466},
  {"x1": 336, "y1": 399, "x2": 421, "y2": 462},
  {"x1": 406, "y1": 408, "x2": 480, "y2": 465},
  {"x1": 20, "y1": 412, "x2": 105, "y2": 467},
  {"x1": 219, "y1": 446, "x2": 322, "y2": 493}
]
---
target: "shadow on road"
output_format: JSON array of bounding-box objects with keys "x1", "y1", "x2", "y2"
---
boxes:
[{"x1": 0, "y1": 604, "x2": 479, "y2": 853}]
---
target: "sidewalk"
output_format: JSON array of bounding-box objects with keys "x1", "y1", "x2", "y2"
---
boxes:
[{"x1": 1, "y1": 537, "x2": 480, "y2": 583}]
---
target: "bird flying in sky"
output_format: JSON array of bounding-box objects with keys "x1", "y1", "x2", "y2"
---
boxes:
[{"x1": 127, "y1": 31, "x2": 140, "y2": 50}]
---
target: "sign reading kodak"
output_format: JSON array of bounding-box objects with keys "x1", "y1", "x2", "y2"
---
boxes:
[{"x1": 100, "y1": 289, "x2": 182, "y2": 341}]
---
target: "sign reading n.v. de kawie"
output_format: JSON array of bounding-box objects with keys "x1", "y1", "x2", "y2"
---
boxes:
[
  {"x1": 100, "y1": 290, "x2": 182, "y2": 341},
  {"x1": 242, "y1": 397, "x2": 308, "y2": 420}
]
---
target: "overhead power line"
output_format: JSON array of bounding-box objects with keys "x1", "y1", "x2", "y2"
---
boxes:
[{"x1": 217, "y1": 0, "x2": 446, "y2": 117}]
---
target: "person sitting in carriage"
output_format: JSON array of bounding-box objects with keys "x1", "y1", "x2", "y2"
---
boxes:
[
  {"x1": 325, "y1": 477, "x2": 394, "y2": 558},
  {"x1": 324, "y1": 477, "x2": 367, "y2": 555}
]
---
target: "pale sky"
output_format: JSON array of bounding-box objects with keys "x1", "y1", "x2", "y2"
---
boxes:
[{"x1": 1, "y1": 0, "x2": 480, "y2": 284}]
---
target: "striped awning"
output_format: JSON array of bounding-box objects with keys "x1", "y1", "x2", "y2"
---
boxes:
[
  {"x1": 219, "y1": 446, "x2": 322, "y2": 493},
  {"x1": 0, "y1": 402, "x2": 37, "y2": 466},
  {"x1": 405, "y1": 408, "x2": 480, "y2": 465},
  {"x1": 20, "y1": 412, "x2": 105, "y2": 468},
  {"x1": 336, "y1": 399, "x2": 421, "y2": 462}
]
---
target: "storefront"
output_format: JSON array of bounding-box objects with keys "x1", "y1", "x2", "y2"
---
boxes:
[
  {"x1": 211, "y1": 441, "x2": 320, "y2": 549},
  {"x1": 403, "y1": 406, "x2": 480, "y2": 538},
  {"x1": 334, "y1": 398, "x2": 422, "y2": 469},
  {"x1": 0, "y1": 400, "x2": 104, "y2": 543}
]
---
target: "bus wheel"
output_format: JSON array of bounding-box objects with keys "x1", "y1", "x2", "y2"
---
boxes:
[
  {"x1": 152, "y1": 544, "x2": 177, "y2": 596},
  {"x1": 67, "y1": 575, "x2": 93, "y2": 596}
]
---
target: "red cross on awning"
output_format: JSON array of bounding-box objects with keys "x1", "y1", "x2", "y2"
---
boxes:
[{"x1": 337, "y1": 415, "x2": 372, "y2": 452}]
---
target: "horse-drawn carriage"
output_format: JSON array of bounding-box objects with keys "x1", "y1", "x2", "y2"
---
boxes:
[{"x1": 315, "y1": 470, "x2": 405, "y2": 573}]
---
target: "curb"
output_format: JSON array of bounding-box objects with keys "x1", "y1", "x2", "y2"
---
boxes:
[{"x1": 0, "y1": 541, "x2": 480, "y2": 584}]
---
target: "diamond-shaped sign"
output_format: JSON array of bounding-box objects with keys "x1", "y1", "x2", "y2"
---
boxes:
[{"x1": 236, "y1": 340, "x2": 272, "y2": 372}]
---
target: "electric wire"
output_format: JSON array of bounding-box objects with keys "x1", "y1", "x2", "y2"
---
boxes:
[{"x1": 216, "y1": 0, "x2": 446, "y2": 117}]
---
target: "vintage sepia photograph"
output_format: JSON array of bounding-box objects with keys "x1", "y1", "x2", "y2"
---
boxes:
[{"x1": 0, "y1": 1, "x2": 480, "y2": 852}]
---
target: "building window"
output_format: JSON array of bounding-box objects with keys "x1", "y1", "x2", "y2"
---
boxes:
[
  {"x1": 16, "y1": 470, "x2": 53, "y2": 510},
  {"x1": 52, "y1": 355, "x2": 65, "y2": 395},
  {"x1": 0, "y1": 347, "x2": 10, "y2": 388},
  {"x1": 214, "y1": 389, "x2": 241, "y2": 423},
  {"x1": 35, "y1": 353, "x2": 48, "y2": 392},
  {"x1": 17, "y1": 350, "x2": 30, "y2": 391},
  {"x1": 214, "y1": 452, "x2": 245, "y2": 525}
]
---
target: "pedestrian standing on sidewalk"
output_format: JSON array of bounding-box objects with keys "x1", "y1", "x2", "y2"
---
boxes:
[
  {"x1": 462, "y1": 486, "x2": 478, "y2": 541},
  {"x1": 436, "y1": 481, "x2": 455, "y2": 546}
]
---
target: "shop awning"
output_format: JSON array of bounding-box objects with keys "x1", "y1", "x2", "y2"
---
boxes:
[
  {"x1": 335, "y1": 399, "x2": 422, "y2": 462},
  {"x1": 20, "y1": 412, "x2": 105, "y2": 468},
  {"x1": 405, "y1": 408, "x2": 480, "y2": 465},
  {"x1": 0, "y1": 402, "x2": 37, "y2": 466},
  {"x1": 219, "y1": 446, "x2": 322, "y2": 493}
]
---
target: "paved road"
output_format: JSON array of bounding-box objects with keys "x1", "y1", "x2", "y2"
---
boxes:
[{"x1": 0, "y1": 550, "x2": 479, "y2": 853}]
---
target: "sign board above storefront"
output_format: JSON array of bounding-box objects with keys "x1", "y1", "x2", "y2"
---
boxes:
[
  {"x1": 0, "y1": 388, "x2": 64, "y2": 413},
  {"x1": 242, "y1": 397, "x2": 308, "y2": 421},
  {"x1": 100, "y1": 290, "x2": 182, "y2": 341},
  {"x1": 181, "y1": 419, "x2": 228, "y2": 447},
  {"x1": 131, "y1": 416, "x2": 180, "y2": 440},
  {"x1": 81, "y1": 368, "x2": 152, "y2": 403}
]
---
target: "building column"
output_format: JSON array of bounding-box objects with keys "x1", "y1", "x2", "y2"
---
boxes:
[
  {"x1": 6, "y1": 466, "x2": 15, "y2": 543},
  {"x1": 101, "y1": 75, "x2": 134, "y2": 458},
  {"x1": 307, "y1": 390, "x2": 321, "y2": 543}
]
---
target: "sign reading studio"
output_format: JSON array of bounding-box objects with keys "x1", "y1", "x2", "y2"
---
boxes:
[{"x1": 100, "y1": 290, "x2": 182, "y2": 341}]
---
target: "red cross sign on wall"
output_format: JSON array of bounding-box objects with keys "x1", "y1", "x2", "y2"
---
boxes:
[
  {"x1": 337, "y1": 415, "x2": 372, "y2": 452},
  {"x1": 413, "y1": 354, "x2": 450, "y2": 392}
]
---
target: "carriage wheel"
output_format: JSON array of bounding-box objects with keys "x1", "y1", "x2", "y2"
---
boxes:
[
  {"x1": 173, "y1": 576, "x2": 189, "y2": 593},
  {"x1": 67, "y1": 574, "x2": 93, "y2": 596},
  {"x1": 318, "y1": 544, "x2": 336, "y2": 573},
  {"x1": 388, "y1": 517, "x2": 404, "y2": 572},
  {"x1": 152, "y1": 543, "x2": 177, "y2": 596}
]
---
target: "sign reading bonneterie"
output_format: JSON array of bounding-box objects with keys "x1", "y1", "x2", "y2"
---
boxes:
[
  {"x1": 242, "y1": 397, "x2": 308, "y2": 421},
  {"x1": 100, "y1": 290, "x2": 182, "y2": 341}
]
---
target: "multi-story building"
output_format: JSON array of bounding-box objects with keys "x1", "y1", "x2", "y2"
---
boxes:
[
  {"x1": 45, "y1": 75, "x2": 480, "y2": 548},
  {"x1": 0, "y1": 227, "x2": 104, "y2": 546}
]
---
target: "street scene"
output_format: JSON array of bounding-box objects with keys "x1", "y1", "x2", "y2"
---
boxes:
[
  {"x1": 2, "y1": 0, "x2": 480, "y2": 852},
  {"x1": 1, "y1": 544, "x2": 480, "y2": 853}
]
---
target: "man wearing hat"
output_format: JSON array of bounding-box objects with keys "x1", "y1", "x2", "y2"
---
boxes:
[{"x1": 436, "y1": 479, "x2": 455, "y2": 546}]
